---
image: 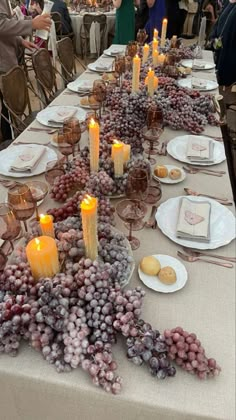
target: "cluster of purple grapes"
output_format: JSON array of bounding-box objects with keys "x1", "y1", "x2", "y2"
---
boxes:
[
  {"x1": 164, "y1": 327, "x2": 221, "y2": 379},
  {"x1": 50, "y1": 165, "x2": 90, "y2": 202},
  {"x1": 47, "y1": 191, "x2": 115, "y2": 224}
]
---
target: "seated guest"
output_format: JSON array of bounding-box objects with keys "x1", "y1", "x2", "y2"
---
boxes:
[
  {"x1": 51, "y1": 0, "x2": 73, "y2": 35},
  {"x1": 145, "y1": 0, "x2": 166, "y2": 42}
]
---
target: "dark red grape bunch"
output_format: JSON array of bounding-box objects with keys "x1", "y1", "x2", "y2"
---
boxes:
[{"x1": 164, "y1": 327, "x2": 221, "y2": 379}]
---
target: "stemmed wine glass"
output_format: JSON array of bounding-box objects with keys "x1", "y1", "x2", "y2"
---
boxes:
[
  {"x1": 125, "y1": 168, "x2": 149, "y2": 230},
  {"x1": 63, "y1": 118, "x2": 82, "y2": 157},
  {"x1": 113, "y1": 56, "x2": 126, "y2": 88},
  {"x1": 0, "y1": 203, "x2": 22, "y2": 252},
  {"x1": 7, "y1": 184, "x2": 35, "y2": 233},
  {"x1": 126, "y1": 41, "x2": 138, "y2": 58},
  {"x1": 25, "y1": 181, "x2": 48, "y2": 222},
  {"x1": 57, "y1": 127, "x2": 74, "y2": 168},
  {"x1": 88, "y1": 92, "x2": 100, "y2": 119},
  {"x1": 143, "y1": 106, "x2": 164, "y2": 164},
  {"x1": 116, "y1": 199, "x2": 147, "y2": 250},
  {"x1": 92, "y1": 80, "x2": 107, "y2": 116},
  {"x1": 45, "y1": 160, "x2": 65, "y2": 186},
  {"x1": 136, "y1": 29, "x2": 148, "y2": 46}
]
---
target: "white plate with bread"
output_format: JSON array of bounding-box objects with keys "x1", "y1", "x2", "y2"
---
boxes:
[
  {"x1": 153, "y1": 165, "x2": 186, "y2": 184},
  {"x1": 138, "y1": 254, "x2": 188, "y2": 293}
]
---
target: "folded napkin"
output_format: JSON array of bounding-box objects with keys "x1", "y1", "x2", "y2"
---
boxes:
[
  {"x1": 95, "y1": 59, "x2": 112, "y2": 71},
  {"x1": 186, "y1": 136, "x2": 214, "y2": 163},
  {"x1": 108, "y1": 47, "x2": 124, "y2": 55},
  {"x1": 76, "y1": 80, "x2": 93, "y2": 92},
  {"x1": 193, "y1": 60, "x2": 207, "y2": 69},
  {"x1": 176, "y1": 197, "x2": 211, "y2": 242},
  {"x1": 191, "y1": 78, "x2": 208, "y2": 90},
  {"x1": 48, "y1": 108, "x2": 77, "y2": 125},
  {"x1": 10, "y1": 146, "x2": 46, "y2": 173}
]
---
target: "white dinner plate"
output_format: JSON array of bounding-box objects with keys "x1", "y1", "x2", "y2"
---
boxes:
[
  {"x1": 67, "y1": 79, "x2": 93, "y2": 93},
  {"x1": 36, "y1": 106, "x2": 87, "y2": 128},
  {"x1": 103, "y1": 45, "x2": 126, "y2": 57},
  {"x1": 181, "y1": 59, "x2": 215, "y2": 70},
  {"x1": 177, "y1": 77, "x2": 218, "y2": 92},
  {"x1": 153, "y1": 165, "x2": 186, "y2": 184},
  {"x1": 0, "y1": 145, "x2": 57, "y2": 178},
  {"x1": 138, "y1": 254, "x2": 188, "y2": 293},
  {"x1": 167, "y1": 135, "x2": 226, "y2": 166},
  {"x1": 156, "y1": 196, "x2": 236, "y2": 250},
  {"x1": 87, "y1": 60, "x2": 113, "y2": 73}
]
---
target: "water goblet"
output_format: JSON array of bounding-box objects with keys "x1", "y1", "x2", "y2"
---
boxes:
[
  {"x1": 45, "y1": 160, "x2": 65, "y2": 186},
  {"x1": 63, "y1": 118, "x2": 81, "y2": 157},
  {"x1": 126, "y1": 41, "x2": 138, "y2": 58},
  {"x1": 93, "y1": 80, "x2": 107, "y2": 116},
  {"x1": 116, "y1": 199, "x2": 147, "y2": 250},
  {"x1": 25, "y1": 181, "x2": 49, "y2": 222},
  {"x1": 136, "y1": 29, "x2": 148, "y2": 47},
  {"x1": 125, "y1": 168, "x2": 149, "y2": 230},
  {"x1": 57, "y1": 127, "x2": 74, "y2": 168},
  {"x1": 0, "y1": 203, "x2": 22, "y2": 252},
  {"x1": 8, "y1": 184, "x2": 35, "y2": 233}
]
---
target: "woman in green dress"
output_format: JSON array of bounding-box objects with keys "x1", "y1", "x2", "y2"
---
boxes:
[{"x1": 113, "y1": 0, "x2": 136, "y2": 44}]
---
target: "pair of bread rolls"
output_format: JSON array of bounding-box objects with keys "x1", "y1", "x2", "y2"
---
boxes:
[
  {"x1": 154, "y1": 165, "x2": 181, "y2": 180},
  {"x1": 140, "y1": 256, "x2": 176, "y2": 285}
]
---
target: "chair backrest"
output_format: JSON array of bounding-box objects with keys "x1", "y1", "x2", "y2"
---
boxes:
[
  {"x1": 83, "y1": 14, "x2": 107, "y2": 39},
  {"x1": 32, "y1": 48, "x2": 57, "y2": 104},
  {"x1": 2, "y1": 66, "x2": 30, "y2": 117},
  {"x1": 57, "y1": 37, "x2": 75, "y2": 81},
  {"x1": 51, "y1": 11, "x2": 63, "y2": 36}
]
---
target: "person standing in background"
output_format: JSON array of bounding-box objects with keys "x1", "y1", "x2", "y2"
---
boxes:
[
  {"x1": 145, "y1": 0, "x2": 166, "y2": 42},
  {"x1": 0, "y1": 0, "x2": 51, "y2": 140},
  {"x1": 51, "y1": 0, "x2": 73, "y2": 35},
  {"x1": 113, "y1": 0, "x2": 136, "y2": 44},
  {"x1": 135, "y1": 0, "x2": 149, "y2": 36}
]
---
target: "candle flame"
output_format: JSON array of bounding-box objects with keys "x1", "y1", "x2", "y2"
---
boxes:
[
  {"x1": 153, "y1": 37, "x2": 157, "y2": 42},
  {"x1": 35, "y1": 238, "x2": 41, "y2": 251},
  {"x1": 163, "y1": 18, "x2": 168, "y2": 23},
  {"x1": 149, "y1": 67, "x2": 152, "y2": 72},
  {"x1": 113, "y1": 139, "x2": 121, "y2": 144},
  {"x1": 84, "y1": 194, "x2": 92, "y2": 205},
  {"x1": 89, "y1": 118, "x2": 96, "y2": 127}
]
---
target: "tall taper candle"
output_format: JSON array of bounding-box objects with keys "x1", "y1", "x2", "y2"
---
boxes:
[
  {"x1": 112, "y1": 142, "x2": 124, "y2": 177},
  {"x1": 160, "y1": 18, "x2": 168, "y2": 48},
  {"x1": 152, "y1": 37, "x2": 158, "y2": 57},
  {"x1": 39, "y1": 214, "x2": 55, "y2": 238},
  {"x1": 153, "y1": 28, "x2": 158, "y2": 39},
  {"x1": 142, "y1": 43, "x2": 149, "y2": 65},
  {"x1": 147, "y1": 68, "x2": 155, "y2": 97},
  {"x1": 153, "y1": 49, "x2": 159, "y2": 66},
  {"x1": 132, "y1": 54, "x2": 141, "y2": 93},
  {"x1": 81, "y1": 195, "x2": 98, "y2": 260},
  {"x1": 89, "y1": 118, "x2": 100, "y2": 172}
]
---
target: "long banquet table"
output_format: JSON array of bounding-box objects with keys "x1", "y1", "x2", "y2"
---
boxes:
[{"x1": 0, "y1": 51, "x2": 235, "y2": 420}]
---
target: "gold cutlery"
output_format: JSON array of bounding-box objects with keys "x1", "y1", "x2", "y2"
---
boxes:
[
  {"x1": 184, "y1": 188, "x2": 233, "y2": 206},
  {"x1": 177, "y1": 251, "x2": 233, "y2": 268},
  {"x1": 182, "y1": 247, "x2": 236, "y2": 263},
  {"x1": 194, "y1": 133, "x2": 223, "y2": 142},
  {"x1": 183, "y1": 166, "x2": 223, "y2": 177},
  {"x1": 27, "y1": 127, "x2": 57, "y2": 134},
  {"x1": 184, "y1": 165, "x2": 226, "y2": 175}
]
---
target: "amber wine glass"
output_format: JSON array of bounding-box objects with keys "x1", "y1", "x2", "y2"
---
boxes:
[{"x1": 8, "y1": 184, "x2": 35, "y2": 233}]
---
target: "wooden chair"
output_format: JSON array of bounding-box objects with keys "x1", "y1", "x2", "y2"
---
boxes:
[
  {"x1": 217, "y1": 96, "x2": 236, "y2": 204},
  {"x1": 80, "y1": 14, "x2": 107, "y2": 64},
  {"x1": 57, "y1": 37, "x2": 85, "y2": 84},
  {"x1": 1, "y1": 66, "x2": 37, "y2": 137},
  {"x1": 51, "y1": 11, "x2": 75, "y2": 43},
  {"x1": 32, "y1": 48, "x2": 64, "y2": 106}
]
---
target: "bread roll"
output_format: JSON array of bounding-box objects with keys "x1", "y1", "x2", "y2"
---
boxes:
[
  {"x1": 140, "y1": 256, "x2": 161, "y2": 276},
  {"x1": 169, "y1": 168, "x2": 182, "y2": 180},
  {"x1": 154, "y1": 165, "x2": 168, "y2": 178},
  {"x1": 158, "y1": 266, "x2": 176, "y2": 284}
]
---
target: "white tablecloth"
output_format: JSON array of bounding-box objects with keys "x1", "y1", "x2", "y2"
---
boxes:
[
  {"x1": 70, "y1": 12, "x2": 116, "y2": 55},
  {"x1": 0, "y1": 51, "x2": 235, "y2": 420}
]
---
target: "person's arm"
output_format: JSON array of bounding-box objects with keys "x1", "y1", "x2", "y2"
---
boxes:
[
  {"x1": 147, "y1": 0, "x2": 155, "y2": 7},
  {"x1": 0, "y1": 13, "x2": 51, "y2": 39},
  {"x1": 113, "y1": 0, "x2": 122, "y2": 9}
]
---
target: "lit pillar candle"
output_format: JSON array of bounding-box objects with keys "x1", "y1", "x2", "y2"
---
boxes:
[
  {"x1": 112, "y1": 142, "x2": 124, "y2": 177},
  {"x1": 153, "y1": 28, "x2": 158, "y2": 39},
  {"x1": 40, "y1": 214, "x2": 54, "y2": 238},
  {"x1": 26, "y1": 236, "x2": 60, "y2": 281},
  {"x1": 123, "y1": 144, "x2": 131, "y2": 162},
  {"x1": 142, "y1": 43, "x2": 149, "y2": 65},
  {"x1": 80, "y1": 195, "x2": 98, "y2": 261},
  {"x1": 132, "y1": 54, "x2": 141, "y2": 93},
  {"x1": 160, "y1": 18, "x2": 168, "y2": 48},
  {"x1": 147, "y1": 68, "x2": 155, "y2": 97},
  {"x1": 157, "y1": 53, "x2": 165, "y2": 66},
  {"x1": 153, "y1": 49, "x2": 159, "y2": 66},
  {"x1": 89, "y1": 118, "x2": 100, "y2": 172},
  {"x1": 152, "y1": 37, "x2": 158, "y2": 57}
]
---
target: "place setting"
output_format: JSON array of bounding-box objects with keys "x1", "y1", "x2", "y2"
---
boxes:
[{"x1": 36, "y1": 105, "x2": 87, "y2": 128}]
